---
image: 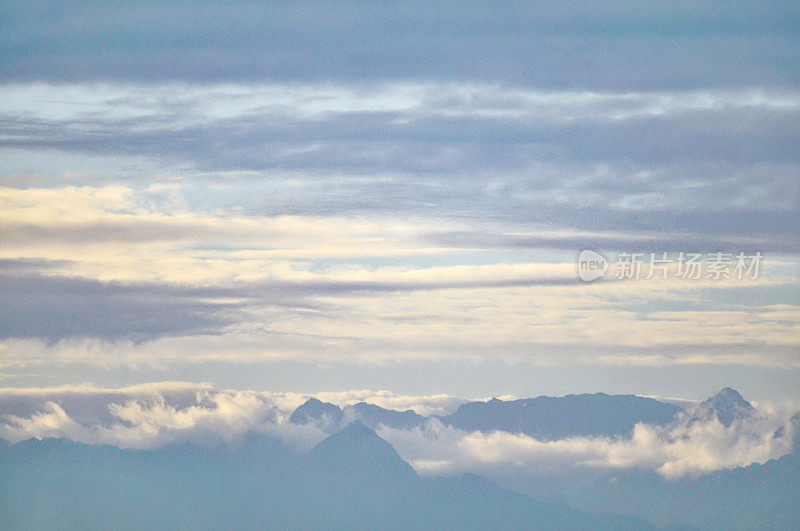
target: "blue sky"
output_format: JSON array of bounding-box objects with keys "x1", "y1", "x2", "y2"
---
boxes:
[{"x1": 1, "y1": 1, "x2": 799, "y2": 401}]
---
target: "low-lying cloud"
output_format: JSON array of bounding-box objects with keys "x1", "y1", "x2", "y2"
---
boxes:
[
  {"x1": 0, "y1": 384, "x2": 327, "y2": 451},
  {"x1": 0, "y1": 384, "x2": 796, "y2": 479},
  {"x1": 380, "y1": 411, "x2": 796, "y2": 480}
]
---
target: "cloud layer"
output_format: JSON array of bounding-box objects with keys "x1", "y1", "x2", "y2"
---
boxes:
[
  {"x1": 382, "y1": 411, "x2": 796, "y2": 480},
  {"x1": 1, "y1": 3, "x2": 798, "y2": 399},
  {"x1": 1, "y1": 182, "x2": 798, "y2": 368},
  {"x1": 3, "y1": 83, "x2": 798, "y2": 247},
  {"x1": 3, "y1": 1, "x2": 798, "y2": 89}
]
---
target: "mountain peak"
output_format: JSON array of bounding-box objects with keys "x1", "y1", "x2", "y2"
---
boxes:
[
  {"x1": 338, "y1": 419, "x2": 377, "y2": 438},
  {"x1": 697, "y1": 388, "x2": 756, "y2": 426},
  {"x1": 715, "y1": 387, "x2": 748, "y2": 402},
  {"x1": 312, "y1": 421, "x2": 391, "y2": 453},
  {"x1": 707, "y1": 388, "x2": 752, "y2": 408},
  {"x1": 307, "y1": 421, "x2": 417, "y2": 482},
  {"x1": 289, "y1": 398, "x2": 343, "y2": 433}
]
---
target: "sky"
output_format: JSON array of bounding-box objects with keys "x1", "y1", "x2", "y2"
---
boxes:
[{"x1": 1, "y1": 1, "x2": 799, "y2": 402}]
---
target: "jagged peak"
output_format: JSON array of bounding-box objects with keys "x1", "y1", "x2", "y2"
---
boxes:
[{"x1": 696, "y1": 387, "x2": 756, "y2": 427}]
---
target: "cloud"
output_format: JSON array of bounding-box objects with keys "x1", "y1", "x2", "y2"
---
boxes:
[
  {"x1": 0, "y1": 1, "x2": 797, "y2": 412},
  {"x1": 2, "y1": 83, "x2": 797, "y2": 252},
  {"x1": 0, "y1": 267, "x2": 244, "y2": 342},
  {"x1": 0, "y1": 383, "x2": 327, "y2": 450},
  {"x1": 5, "y1": 83, "x2": 799, "y2": 125},
  {"x1": 379, "y1": 407, "x2": 798, "y2": 479},
  {"x1": 1, "y1": 80, "x2": 798, "y2": 366},
  {"x1": 2, "y1": 271, "x2": 799, "y2": 368},
  {"x1": 3, "y1": 84, "x2": 799, "y2": 185},
  {"x1": 0, "y1": 384, "x2": 467, "y2": 420},
  {"x1": 0, "y1": 384, "x2": 464, "y2": 449}
]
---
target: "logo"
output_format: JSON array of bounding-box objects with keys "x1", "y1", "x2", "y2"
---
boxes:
[{"x1": 578, "y1": 250, "x2": 608, "y2": 282}]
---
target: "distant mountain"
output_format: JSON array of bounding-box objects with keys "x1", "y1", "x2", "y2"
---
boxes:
[
  {"x1": 306, "y1": 420, "x2": 417, "y2": 483},
  {"x1": 299, "y1": 422, "x2": 655, "y2": 529},
  {"x1": 4, "y1": 389, "x2": 792, "y2": 528},
  {"x1": 440, "y1": 393, "x2": 681, "y2": 439},
  {"x1": 290, "y1": 392, "x2": 681, "y2": 441},
  {"x1": 690, "y1": 387, "x2": 757, "y2": 426},
  {"x1": 418, "y1": 471, "x2": 657, "y2": 530},
  {"x1": 695, "y1": 450, "x2": 800, "y2": 529},
  {"x1": 0, "y1": 435, "x2": 302, "y2": 529},
  {"x1": 289, "y1": 399, "x2": 426, "y2": 432},
  {"x1": 503, "y1": 428, "x2": 800, "y2": 530},
  {"x1": 289, "y1": 397, "x2": 343, "y2": 432},
  {"x1": 350, "y1": 402, "x2": 427, "y2": 430},
  {"x1": 0, "y1": 430, "x2": 654, "y2": 529}
]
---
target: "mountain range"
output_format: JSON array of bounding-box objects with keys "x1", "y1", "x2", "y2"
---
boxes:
[
  {"x1": 289, "y1": 389, "x2": 757, "y2": 438},
  {"x1": 1, "y1": 388, "x2": 795, "y2": 529},
  {"x1": 438, "y1": 392, "x2": 681, "y2": 439}
]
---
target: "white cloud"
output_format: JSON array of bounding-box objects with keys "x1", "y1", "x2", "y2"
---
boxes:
[
  {"x1": 1, "y1": 184, "x2": 799, "y2": 370},
  {"x1": 0, "y1": 384, "x2": 327, "y2": 451},
  {"x1": 379, "y1": 408, "x2": 797, "y2": 480},
  {"x1": 2, "y1": 83, "x2": 798, "y2": 126}
]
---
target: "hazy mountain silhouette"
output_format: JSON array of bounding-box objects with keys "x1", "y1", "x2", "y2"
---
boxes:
[
  {"x1": 306, "y1": 420, "x2": 417, "y2": 483},
  {"x1": 350, "y1": 401, "x2": 427, "y2": 430},
  {"x1": 289, "y1": 397, "x2": 343, "y2": 432},
  {"x1": 690, "y1": 387, "x2": 757, "y2": 426},
  {"x1": 507, "y1": 444, "x2": 800, "y2": 530},
  {"x1": 440, "y1": 393, "x2": 680, "y2": 439},
  {"x1": 2, "y1": 389, "x2": 796, "y2": 529},
  {"x1": 289, "y1": 392, "x2": 681, "y2": 440},
  {"x1": 0, "y1": 426, "x2": 654, "y2": 529},
  {"x1": 291, "y1": 422, "x2": 657, "y2": 529},
  {"x1": 0, "y1": 434, "x2": 303, "y2": 529},
  {"x1": 497, "y1": 390, "x2": 798, "y2": 530},
  {"x1": 290, "y1": 398, "x2": 426, "y2": 432}
]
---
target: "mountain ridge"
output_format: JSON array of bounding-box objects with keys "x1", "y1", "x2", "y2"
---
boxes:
[{"x1": 438, "y1": 392, "x2": 681, "y2": 439}]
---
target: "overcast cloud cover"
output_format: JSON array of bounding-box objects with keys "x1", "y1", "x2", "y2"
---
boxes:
[{"x1": 1, "y1": 1, "x2": 799, "y2": 405}]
